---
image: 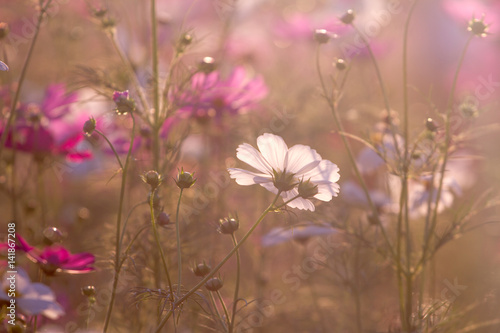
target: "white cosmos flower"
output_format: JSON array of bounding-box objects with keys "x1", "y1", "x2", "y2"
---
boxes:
[
  {"x1": 228, "y1": 133, "x2": 340, "y2": 211},
  {"x1": 0, "y1": 268, "x2": 65, "y2": 320}
]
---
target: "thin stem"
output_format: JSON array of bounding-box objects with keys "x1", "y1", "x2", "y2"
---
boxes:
[
  {"x1": 216, "y1": 290, "x2": 231, "y2": 329},
  {"x1": 0, "y1": 0, "x2": 53, "y2": 162},
  {"x1": 209, "y1": 291, "x2": 227, "y2": 332},
  {"x1": 107, "y1": 30, "x2": 150, "y2": 117},
  {"x1": 175, "y1": 188, "x2": 184, "y2": 295},
  {"x1": 229, "y1": 234, "x2": 241, "y2": 333},
  {"x1": 154, "y1": 192, "x2": 282, "y2": 332},
  {"x1": 103, "y1": 113, "x2": 136, "y2": 333},
  {"x1": 315, "y1": 44, "x2": 396, "y2": 260},
  {"x1": 94, "y1": 129, "x2": 124, "y2": 169},
  {"x1": 150, "y1": 0, "x2": 161, "y2": 170},
  {"x1": 150, "y1": 188, "x2": 175, "y2": 299}
]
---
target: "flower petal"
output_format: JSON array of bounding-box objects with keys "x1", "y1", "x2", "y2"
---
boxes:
[
  {"x1": 281, "y1": 189, "x2": 315, "y2": 211},
  {"x1": 257, "y1": 133, "x2": 288, "y2": 171},
  {"x1": 303, "y1": 160, "x2": 340, "y2": 183},
  {"x1": 236, "y1": 143, "x2": 272, "y2": 173},
  {"x1": 314, "y1": 183, "x2": 340, "y2": 201},
  {"x1": 228, "y1": 168, "x2": 271, "y2": 186},
  {"x1": 285, "y1": 144, "x2": 322, "y2": 174}
]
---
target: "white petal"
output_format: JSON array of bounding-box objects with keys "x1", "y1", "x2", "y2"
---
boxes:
[
  {"x1": 18, "y1": 298, "x2": 65, "y2": 319},
  {"x1": 260, "y1": 181, "x2": 279, "y2": 194},
  {"x1": 236, "y1": 143, "x2": 272, "y2": 173},
  {"x1": 281, "y1": 189, "x2": 315, "y2": 211},
  {"x1": 228, "y1": 168, "x2": 271, "y2": 186},
  {"x1": 303, "y1": 160, "x2": 340, "y2": 183},
  {"x1": 257, "y1": 133, "x2": 288, "y2": 171},
  {"x1": 284, "y1": 144, "x2": 322, "y2": 174},
  {"x1": 314, "y1": 183, "x2": 340, "y2": 201},
  {"x1": 356, "y1": 147, "x2": 384, "y2": 174}
]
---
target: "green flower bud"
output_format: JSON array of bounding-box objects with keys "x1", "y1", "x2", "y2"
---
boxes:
[{"x1": 175, "y1": 168, "x2": 196, "y2": 189}]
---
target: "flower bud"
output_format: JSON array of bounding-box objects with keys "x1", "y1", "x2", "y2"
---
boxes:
[
  {"x1": 340, "y1": 10, "x2": 355, "y2": 25},
  {"x1": 199, "y1": 57, "x2": 216, "y2": 73},
  {"x1": 175, "y1": 168, "x2": 196, "y2": 189},
  {"x1": 335, "y1": 58, "x2": 347, "y2": 70},
  {"x1": 425, "y1": 118, "x2": 437, "y2": 132},
  {"x1": 218, "y1": 217, "x2": 239, "y2": 234},
  {"x1": 83, "y1": 117, "x2": 96, "y2": 136},
  {"x1": 193, "y1": 262, "x2": 211, "y2": 277},
  {"x1": 468, "y1": 16, "x2": 488, "y2": 37},
  {"x1": 92, "y1": 7, "x2": 107, "y2": 18},
  {"x1": 314, "y1": 29, "x2": 330, "y2": 44},
  {"x1": 113, "y1": 90, "x2": 136, "y2": 115},
  {"x1": 141, "y1": 170, "x2": 162, "y2": 189},
  {"x1": 298, "y1": 179, "x2": 318, "y2": 199},
  {"x1": 43, "y1": 227, "x2": 64, "y2": 245},
  {"x1": 180, "y1": 33, "x2": 193, "y2": 46},
  {"x1": 0, "y1": 22, "x2": 9, "y2": 39},
  {"x1": 81, "y1": 285, "x2": 96, "y2": 297},
  {"x1": 205, "y1": 277, "x2": 223, "y2": 291},
  {"x1": 157, "y1": 212, "x2": 171, "y2": 227}
]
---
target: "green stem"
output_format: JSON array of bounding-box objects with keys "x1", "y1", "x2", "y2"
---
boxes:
[
  {"x1": 175, "y1": 188, "x2": 184, "y2": 295},
  {"x1": 103, "y1": 113, "x2": 136, "y2": 333},
  {"x1": 216, "y1": 290, "x2": 231, "y2": 329},
  {"x1": 209, "y1": 291, "x2": 227, "y2": 331},
  {"x1": 229, "y1": 234, "x2": 241, "y2": 333},
  {"x1": 150, "y1": 188, "x2": 174, "y2": 299},
  {"x1": 154, "y1": 192, "x2": 282, "y2": 332},
  {"x1": 0, "y1": 0, "x2": 53, "y2": 162}
]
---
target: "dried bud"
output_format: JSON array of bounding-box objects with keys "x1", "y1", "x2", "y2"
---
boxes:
[
  {"x1": 205, "y1": 277, "x2": 223, "y2": 291},
  {"x1": 141, "y1": 170, "x2": 162, "y2": 189},
  {"x1": 193, "y1": 262, "x2": 212, "y2": 277},
  {"x1": 314, "y1": 29, "x2": 330, "y2": 44},
  {"x1": 175, "y1": 168, "x2": 196, "y2": 189},
  {"x1": 157, "y1": 212, "x2": 171, "y2": 227},
  {"x1": 81, "y1": 285, "x2": 96, "y2": 297},
  {"x1": 218, "y1": 217, "x2": 239, "y2": 234},
  {"x1": 0, "y1": 22, "x2": 9, "y2": 39},
  {"x1": 43, "y1": 227, "x2": 64, "y2": 245},
  {"x1": 113, "y1": 90, "x2": 136, "y2": 115},
  {"x1": 335, "y1": 58, "x2": 347, "y2": 70},
  {"x1": 468, "y1": 16, "x2": 488, "y2": 37},
  {"x1": 425, "y1": 118, "x2": 438, "y2": 132},
  {"x1": 340, "y1": 9, "x2": 355, "y2": 25},
  {"x1": 199, "y1": 57, "x2": 216, "y2": 73},
  {"x1": 83, "y1": 117, "x2": 96, "y2": 136},
  {"x1": 298, "y1": 179, "x2": 318, "y2": 199}
]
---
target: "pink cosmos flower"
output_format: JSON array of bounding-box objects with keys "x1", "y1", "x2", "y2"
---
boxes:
[
  {"x1": 17, "y1": 236, "x2": 95, "y2": 275},
  {"x1": 0, "y1": 84, "x2": 92, "y2": 162},
  {"x1": 173, "y1": 67, "x2": 268, "y2": 123}
]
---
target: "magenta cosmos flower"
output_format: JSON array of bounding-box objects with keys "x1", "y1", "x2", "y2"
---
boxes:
[
  {"x1": 17, "y1": 236, "x2": 95, "y2": 275},
  {"x1": 173, "y1": 66, "x2": 268, "y2": 122},
  {"x1": 0, "y1": 84, "x2": 92, "y2": 162},
  {"x1": 228, "y1": 133, "x2": 340, "y2": 211}
]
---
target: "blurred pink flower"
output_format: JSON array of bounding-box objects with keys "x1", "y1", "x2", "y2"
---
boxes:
[
  {"x1": 228, "y1": 133, "x2": 340, "y2": 211},
  {"x1": 173, "y1": 67, "x2": 268, "y2": 122},
  {"x1": 17, "y1": 236, "x2": 95, "y2": 275},
  {"x1": 0, "y1": 85, "x2": 91, "y2": 162}
]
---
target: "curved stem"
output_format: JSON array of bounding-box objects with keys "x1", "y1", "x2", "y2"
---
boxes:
[
  {"x1": 229, "y1": 234, "x2": 241, "y2": 333},
  {"x1": 94, "y1": 129, "x2": 123, "y2": 169},
  {"x1": 103, "y1": 113, "x2": 136, "y2": 333},
  {"x1": 216, "y1": 290, "x2": 231, "y2": 329},
  {"x1": 315, "y1": 44, "x2": 395, "y2": 260},
  {"x1": 0, "y1": 0, "x2": 53, "y2": 161},
  {"x1": 175, "y1": 188, "x2": 184, "y2": 295},
  {"x1": 154, "y1": 192, "x2": 282, "y2": 332}
]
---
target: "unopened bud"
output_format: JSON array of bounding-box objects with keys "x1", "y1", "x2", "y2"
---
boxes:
[
  {"x1": 314, "y1": 29, "x2": 330, "y2": 44},
  {"x1": 0, "y1": 22, "x2": 9, "y2": 39},
  {"x1": 83, "y1": 117, "x2": 96, "y2": 136},
  {"x1": 141, "y1": 170, "x2": 162, "y2": 189},
  {"x1": 157, "y1": 212, "x2": 171, "y2": 227},
  {"x1": 81, "y1": 285, "x2": 96, "y2": 297},
  {"x1": 468, "y1": 16, "x2": 489, "y2": 37},
  {"x1": 175, "y1": 168, "x2": 196, "y2": 189},
  {"x1": 193, "y1": 262, "x2": 211, "y2": 277},
  {"x1": 298, "y1": 179, "x2": 318, "y2": 199},
  {"x1": 218, "y1": 217, "x2": 239, "y2": 234},
  {"x1": 113, "y1": 90, "x2": 135, "y2": 115},
  {"x1": 335, "y1": 58, "x2": 347, "y2": 70},
  {"x1": 43, "y1": 227, "x2": 64, "y2": 245},
  {"x1": 340, "y1": 10, "x2": 355, "y2": 25},
  {"x1": 205, "y1": 277, "x2": 223, "y2": 291},
  {"x1": 425, "y1": 118, "x2": 438, "y2": 132},
  {"x1": 199, "y1": 57, "x2": 216, "y2": 73}
]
